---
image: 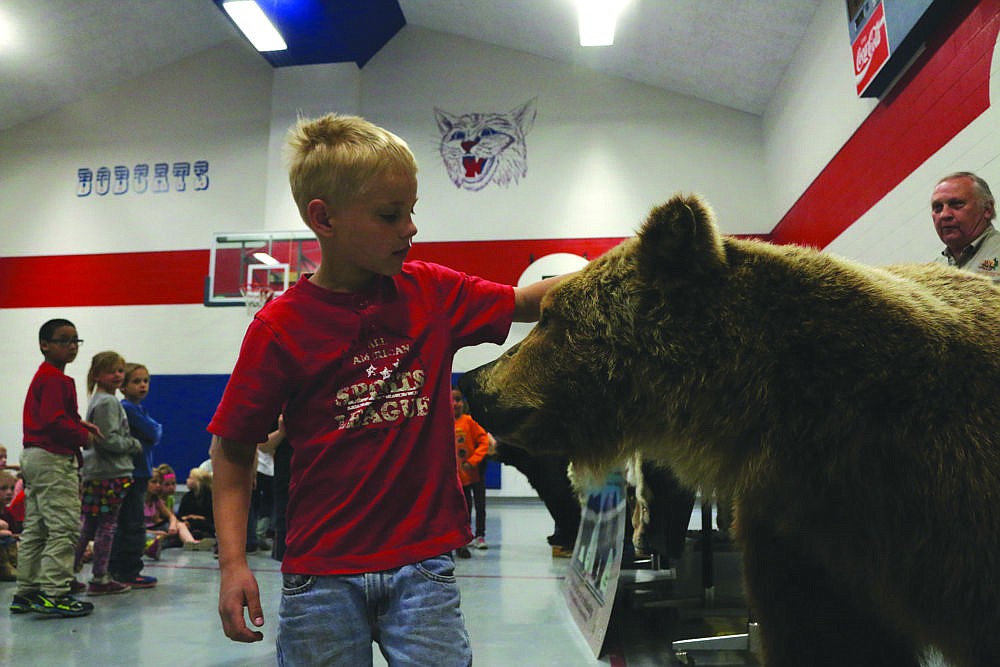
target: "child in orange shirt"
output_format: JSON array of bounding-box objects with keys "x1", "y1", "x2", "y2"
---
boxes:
[{"x1": 453, "y1": 388, "x2": 491, "y2": 555}]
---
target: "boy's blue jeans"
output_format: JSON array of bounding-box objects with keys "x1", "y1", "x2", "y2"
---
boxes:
[{"x1": 277, "y1": 553, "x2": 472, "y2": 667}]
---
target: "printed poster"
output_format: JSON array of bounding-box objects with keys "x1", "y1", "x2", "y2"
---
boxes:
[{"x1": 563, "y1": 471, "x2": 627, "y2": 657}]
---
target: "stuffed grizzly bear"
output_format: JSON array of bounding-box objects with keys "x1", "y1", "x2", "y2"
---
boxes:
[{"x1": 460, "y1": 193, "x2": 1000, "y2": 667}]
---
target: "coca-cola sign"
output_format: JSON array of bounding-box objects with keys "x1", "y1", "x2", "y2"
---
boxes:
[{"x1": 853, "y1": 2, "x2": 891, "y2": 96}]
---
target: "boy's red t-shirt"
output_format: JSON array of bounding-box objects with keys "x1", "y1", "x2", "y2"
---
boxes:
[{"x1": 208, "y1": 262, "x2": 514, "y2": 574}]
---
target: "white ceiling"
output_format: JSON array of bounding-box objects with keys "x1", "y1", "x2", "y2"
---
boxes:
[
  {"x1": 0, "y1": 0, "x2": 822, "y2": 132},
  {"x1": 400, "y1": 0, "x2": 822, "y2": 115}
]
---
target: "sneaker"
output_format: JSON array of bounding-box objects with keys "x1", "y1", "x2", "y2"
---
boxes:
[
  {"x1": 455, "y1": 546, "x2": 472, "y2": 559},
  {"x1": 87, "y1": 580, "x2": 131, "y2": 596},
  {"x1": 114, "y1": 574, "x2": 157, "y2": 589},
  {"x1": 70, "y1": 579, "x2": 86, "y2": 594},
  {"x1": 144, "y1": 536, "x2": 163, "y2": 561},
  {"x1": 473, "y1": 536, "x2": 488, "y2": 550},
  {"x1": 10, "y1": 593, "x2": 39, "y2": 614},
  {"x1": 30, "y1": 592, "x2": 94, "y2": 618}
]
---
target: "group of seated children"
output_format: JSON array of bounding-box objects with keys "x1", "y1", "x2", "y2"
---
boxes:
[{"x1": 142, "y1": 464, "x2": 215, "y2": 559}]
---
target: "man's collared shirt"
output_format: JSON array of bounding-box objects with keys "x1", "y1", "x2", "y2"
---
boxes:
[{"x1": 938, "y1": 224, "x2": 1000, "y2": 277}]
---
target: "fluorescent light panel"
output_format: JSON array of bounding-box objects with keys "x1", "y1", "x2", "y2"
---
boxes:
[
  {"x1": 252, "y1": 252, "x2": 280, "y2": 265},
  {"x1": 223, "y1": 1, "x2": 287, "y2": 52},
  {"x1": 0, "y1": 8, "x2": 15, "y2": 51},
  {"x1": 577, "y1": 0, "x2": 626, "y2": 47}
]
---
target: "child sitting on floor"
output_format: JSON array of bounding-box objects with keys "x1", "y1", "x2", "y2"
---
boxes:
[
  {"x1": 143, "y1": 470, "x2": 201, "y2": 558},
  {"x1": 0, "y1": 470, "x2": 19, "y2": 581},
  {"x1": 154, "y1": 463, "x2": 178, "y2": 513},
  {"x1": 177, "y1": 468, "x2": 215, "y2": 545}
]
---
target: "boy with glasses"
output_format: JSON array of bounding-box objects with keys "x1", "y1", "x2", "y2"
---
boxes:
[{"x1": 10, "y1": 319, "x2": 102, "y2": 617}]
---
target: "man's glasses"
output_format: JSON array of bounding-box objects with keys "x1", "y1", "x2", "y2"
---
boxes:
[{"x1": 48, "y1": 338, "x2": 83, "y2": 346}]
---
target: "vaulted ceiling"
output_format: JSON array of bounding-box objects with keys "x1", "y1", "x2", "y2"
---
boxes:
[{"x1": 0, "y1": 0, "x2": 822, "y2": 131}]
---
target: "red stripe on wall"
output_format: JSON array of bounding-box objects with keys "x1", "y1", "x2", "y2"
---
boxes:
[
  {"x1": 0, "y1": 250, "x2": 209, "y2": 308},
  {"x1": 770, "y1": 0, "x2": 999, "y2": 248},
  {"x1": 0, "y1": 239, "x2": 628, "y2": 309}
]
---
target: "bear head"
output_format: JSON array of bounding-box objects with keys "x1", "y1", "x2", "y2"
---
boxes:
[{"x1": 461, "y1": 193, "x2": 743, "y2": 490}]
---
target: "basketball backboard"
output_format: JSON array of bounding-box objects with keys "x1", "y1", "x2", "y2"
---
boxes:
[{"x1": 205, "y1": 230, "x2": 320, "y2": 306}]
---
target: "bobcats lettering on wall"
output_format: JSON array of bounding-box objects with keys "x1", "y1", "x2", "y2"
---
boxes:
[{"x1": 76, "y1": 160, "x2": 209, "y2": 197}]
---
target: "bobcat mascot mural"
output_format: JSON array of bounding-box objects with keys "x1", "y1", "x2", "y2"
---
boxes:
[{"x1": 435, "y1": 98, "x2": 537, "y2": 192}]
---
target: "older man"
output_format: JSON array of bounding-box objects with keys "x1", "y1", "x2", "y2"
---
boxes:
[{"x1": 931, "y1": 171, "x2": 999, "y2": 277}]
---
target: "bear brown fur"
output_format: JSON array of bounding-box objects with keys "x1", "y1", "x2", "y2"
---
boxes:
[{"x1": 460, "y1": 193, "x2": 1000, "y2": 667}]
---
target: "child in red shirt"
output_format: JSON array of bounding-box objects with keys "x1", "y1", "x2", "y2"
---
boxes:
[
  {"x1": 11, "y1": 319, "x2": 101, "y2": 618},
  {"x1": 208, "y1": 114, "x2": 564, "y2": 663}
]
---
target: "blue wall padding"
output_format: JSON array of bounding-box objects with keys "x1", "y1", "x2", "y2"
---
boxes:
[{"x1": 143, "y1": 374, "x2": 230, "y2": 479}]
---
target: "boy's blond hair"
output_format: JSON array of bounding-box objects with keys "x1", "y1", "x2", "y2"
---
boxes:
[
  {"x1": 285, "y1": 113, "x2": 418, "y2": 221},
  {"x1": 87, "y1": 350, "x2": 125, "y2": 396}
]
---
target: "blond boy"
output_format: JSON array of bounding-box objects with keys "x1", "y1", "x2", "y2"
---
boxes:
[{"x1": 209, "y1": 114, "x2": 561, "y2": 664}]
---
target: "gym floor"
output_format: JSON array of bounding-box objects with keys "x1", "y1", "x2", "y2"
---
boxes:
[{"x1": 0, "y1": 498, "x2": 950, "y2": 666}]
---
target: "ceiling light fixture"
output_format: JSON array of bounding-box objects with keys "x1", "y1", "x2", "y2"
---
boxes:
[
  {"x1": 222, "y1": 1, "x2": 287, "y2": 52},
  {"x1": 576, "y1": 0, "x2": 627, "y2": 47},
  {"x1": 0, "y1": 8, "x2": 17, "y2": 52}
]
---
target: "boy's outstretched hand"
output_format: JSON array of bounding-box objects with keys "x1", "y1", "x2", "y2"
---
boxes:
[
  {"x1": 219, "y1": 562, "x2": 265, "y2": 642},
  {"x1": 82, "y1": 419, "x2": 103, "y2": 440}
]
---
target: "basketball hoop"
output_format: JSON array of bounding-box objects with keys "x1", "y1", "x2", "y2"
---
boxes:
[{"x1": 240, "y1": 283, "x2": 275, "y2": 317}]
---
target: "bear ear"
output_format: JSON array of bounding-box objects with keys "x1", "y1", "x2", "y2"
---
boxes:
[{"x1": 637, "y1": 193, "x2": 727, "y2": 280}]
